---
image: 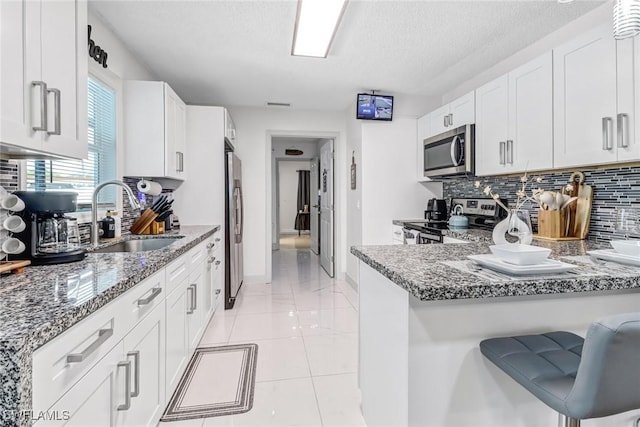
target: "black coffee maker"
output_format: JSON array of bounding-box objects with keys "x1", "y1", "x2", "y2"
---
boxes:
[
  {"x1": 425, "y1": 198, "x2": 448, "y2": 222},
  {"x1": 12, "y1": 191, "x2": 86, "y2": 265}
]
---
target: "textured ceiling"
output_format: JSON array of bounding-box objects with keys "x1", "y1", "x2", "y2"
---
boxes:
[{"x1": 90, "y1": 0, "x2": 605, "y2": 113}]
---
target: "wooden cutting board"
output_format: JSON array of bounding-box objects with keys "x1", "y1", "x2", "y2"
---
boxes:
[
  {"x1": 574, "y1": 175, "x2": 593, "y2": 239},
  {"x1": 0, "y1": 260, "x2": 31, "y2": 274}
]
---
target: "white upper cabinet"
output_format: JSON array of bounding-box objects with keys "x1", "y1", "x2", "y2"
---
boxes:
[
  {"x1": 507, "y1": 53, "x2": 553, "y2": 172},
  {"x1": 475, "y1": 75, "x2": 509, "y2": 176},
  {"x1": 428, "y1": 91, "x2": 475, "y2": 137},
  {"x1": 0, "y1": 0, "x2": 87, "y2": 159},
  {"x1": 615, "y1": 35, "x2": 638, "y2": 162},
  {"x1": 475, "y1": 53, "x2": 553, "y2": 176},
  {"x1": 416, "y1": 113, "x2": 430, "y2": 180},
  {"x1": 553, "y1": 24, "x2": 620, "y2": 167},
  {"x1": 124, "y1": 81, "x2": 187, "y2": 180},
  {"x1": 449, "y1": 91, "x2": 475, "y2": 128}
]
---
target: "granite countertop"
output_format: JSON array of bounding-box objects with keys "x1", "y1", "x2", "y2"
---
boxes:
[
  {"x1": 442, "y1": 228, "x2": 494, "y2": 243},
  {"x1": 351, "y1": 239, "x2": 640, "y2": 301},
  {"x1": 0, "y1": 225, "x2": 219, "y2": 426}
]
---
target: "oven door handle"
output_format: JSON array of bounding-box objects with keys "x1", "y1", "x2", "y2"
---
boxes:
[{"x1": 450, "y1": 135, "x2": 462, "y2": 166}]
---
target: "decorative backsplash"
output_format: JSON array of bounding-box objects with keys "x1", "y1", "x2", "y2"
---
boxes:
[
  {"x1": 0, "y1": 160, "x2": 19, "y2": 191},
  {"x1": 442, "y1": 166, "x2": 640, "y2": 242}
]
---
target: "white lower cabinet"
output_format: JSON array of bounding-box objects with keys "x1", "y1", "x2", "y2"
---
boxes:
[
  {"x1": 118, "y1": 303, "x2": 165, "y2": 427},
  {"x1": 165, "y1": 277, "x2": 190, "y2": 400},
  {"x1": 34, "y1": 239, "x2": 218, "y2": 426},
  {"x1": 42, "y1": 342, "x2": 125, "y2": 426}
]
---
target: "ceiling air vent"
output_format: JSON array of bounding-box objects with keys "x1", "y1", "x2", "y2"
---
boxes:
[
  {"x1": 285, "y1": 149, "x2": 303, "y2": 156},
  {"x1": 266, "y1": 102, "x2": 291, "y2": 107}
]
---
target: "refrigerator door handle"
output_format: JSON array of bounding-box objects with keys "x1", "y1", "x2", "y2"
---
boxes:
[{"x1": 235, "y1": 185, "x2": 244, "y2": 243}]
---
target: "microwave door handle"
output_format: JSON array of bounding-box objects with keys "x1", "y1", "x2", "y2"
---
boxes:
[{"x1": 450, "y1": 135, "x2": 462, "y2": 166}]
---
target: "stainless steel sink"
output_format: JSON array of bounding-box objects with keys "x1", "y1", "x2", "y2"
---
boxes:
[{"x1": 93, "y1": 237, "x2": 183, "y2": 253}]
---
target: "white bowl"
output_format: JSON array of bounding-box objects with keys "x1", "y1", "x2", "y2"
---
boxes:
[
  {"x1": 610, "y1": 240, "x2": 640, "y2": 257},
  {"x1": 489, "y1": 244, "x2": 552, "y2": 266}
]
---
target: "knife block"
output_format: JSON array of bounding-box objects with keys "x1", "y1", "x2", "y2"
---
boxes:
[
  {"x1": 537, "y1": 209, "x2": 567, "y2": 239},
  {"x1": 139, "y1": 222, "x2": 165, "y2": 235}
]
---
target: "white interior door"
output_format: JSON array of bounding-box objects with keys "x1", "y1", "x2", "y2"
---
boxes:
[
  {"x1": 319, "y1": 141, "x2": 334, "y2": 277},
  {"x1": 310, "y1": 158, "x2": 320, "y2": 255}
]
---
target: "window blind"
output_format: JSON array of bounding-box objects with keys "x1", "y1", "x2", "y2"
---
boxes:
[{"x1": 26, "y1": 77, "x2": 117, "y2": 209}]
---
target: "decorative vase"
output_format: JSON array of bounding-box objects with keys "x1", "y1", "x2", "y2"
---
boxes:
[{"x1": 493, "y1": 210, "x2": 533, "y2": 245}]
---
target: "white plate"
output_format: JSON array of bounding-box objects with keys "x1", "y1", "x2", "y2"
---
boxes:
[
  {"x1": 587, "y1": 249, "x2": 640, "y2": 267},
  {"x1": 467, "y1": 254, "x2": 577, "y2": 275}
]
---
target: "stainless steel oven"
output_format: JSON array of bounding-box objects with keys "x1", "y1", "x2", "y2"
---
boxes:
[{"x1": 423, "y1": 124, "x2": 474, "y2": 177}]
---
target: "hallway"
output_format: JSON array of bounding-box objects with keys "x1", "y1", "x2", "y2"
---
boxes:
[{"x1": 160, "y1": 247, "x2": 364, "y2": 427}]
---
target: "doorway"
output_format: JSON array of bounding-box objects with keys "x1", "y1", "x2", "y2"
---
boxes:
[{"x1": 270, "y1": 136, "x2": 335, "y2": 278}]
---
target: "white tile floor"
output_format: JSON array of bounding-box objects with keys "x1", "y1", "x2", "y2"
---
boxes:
[{"x1": 159, "y1": 248, "x2": 365, "y2": 427}]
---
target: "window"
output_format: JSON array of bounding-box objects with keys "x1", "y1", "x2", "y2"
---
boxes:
[{"x1": 26, "y1": 77, "x2": 117, "y2": 209}]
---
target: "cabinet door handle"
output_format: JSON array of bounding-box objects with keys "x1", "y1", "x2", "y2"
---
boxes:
[
  {"x1": 215, "y1": 260, "x2": 221, "y2": 266},
  {"x1": 66, "y1": 328, "x2": 113, "y2": 363},
  {"x1": 137, "y1": 287, "x2": 162, "y2": 306},
  {"x1": 207, "y1": 256, "x2": 215, "y2": 264},
  {"x1": 46, "y1": 88, "x2": 61, "y2": 135},
  {"x1": 117, "y1": 360, "x2": 132, "y2": 411},
  {"x1": 187, "y1": 284, "x2": 196, "y2": 314},
  {"x1": 499, "y1": 141, "x2": 506, "y2": 165},
  {"x1": 507, "y1": 140, "x2": 514, "y2": 164},
  {"x1": 176, "y1": 151, "x2": 184, "y2": 172},
  {"x1": 602, "y1": 117, "x2": 614, "y2": 150},
  {"x1": 443, "y1": 115, "x2": 448, "y2": 127},
  {"x1": 31, "y1": 81, "x2": 48, "y2": 132},
  {"x1": 215, "y1": 237, "x2": 221, "y2": 242},
  {"x1": 617, "y1": 113, "x2": 629, "y2": 148},
  {"x1": 192, "y1": 284, "x2": 198, "y2": 310},
  {"x1": 127, "y1": 351, "x2": 140, "y2": 398},
  {"x1": 206, "y1": 242, "x2": 215, "y2": 249},
  {"x1": 448, "y1": 113, "x2": 453, "y2": 127},
  {"x1": 215, "y1": 289, "x2": 221, "y2": 295}
]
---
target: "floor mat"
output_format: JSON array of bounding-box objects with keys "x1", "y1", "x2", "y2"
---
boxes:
[
  {"x1": 161, "y1": 343, "x2": 258, "y2": 422},
  {"x1": 280, "y1": 235, "x2": 311, "y2": 249}
]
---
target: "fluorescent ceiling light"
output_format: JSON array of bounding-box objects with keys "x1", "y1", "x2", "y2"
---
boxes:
[{"x1": 292, "y1": 0, "x2": 348, "y2": 58}]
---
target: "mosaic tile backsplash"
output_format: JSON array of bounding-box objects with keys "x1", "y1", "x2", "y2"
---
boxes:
[
  {"x1": 0, "y1": 160, "x2": 19, "y2": 191},
  {"x1": 442, "y1": 166, "x2": 640, "y2": 242}
]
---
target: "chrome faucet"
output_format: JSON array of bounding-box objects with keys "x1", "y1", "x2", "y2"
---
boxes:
[{"x1": 92, "y1": 180, "x2": 142, "y2": 246}]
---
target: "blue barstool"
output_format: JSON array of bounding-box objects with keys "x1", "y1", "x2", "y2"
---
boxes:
[{"x1": 480, "y1": 312, "x2": 640, "y2": 427}]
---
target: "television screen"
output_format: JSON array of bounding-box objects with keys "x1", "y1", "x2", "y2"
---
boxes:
[{"x1": 356, "y1": 93, "x2": 394, "y2": 121}]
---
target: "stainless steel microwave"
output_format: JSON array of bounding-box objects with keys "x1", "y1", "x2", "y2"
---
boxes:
[{"x1": 423, "y1": 124, "x2": 474, "y2": 177}]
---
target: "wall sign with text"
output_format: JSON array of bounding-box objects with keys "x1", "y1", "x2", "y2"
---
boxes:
[{"x1": 88, "y1": 25, "x2": 108, "y2": 68}]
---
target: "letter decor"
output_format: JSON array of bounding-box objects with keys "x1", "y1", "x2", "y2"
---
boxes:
[{"x1": 88, "y1": 25, "x2": 108, "y2": 68}]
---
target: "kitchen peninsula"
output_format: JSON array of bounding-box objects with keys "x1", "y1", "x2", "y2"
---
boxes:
[{"x1": 351, "y1": 241, "x2": 640, "y2": 427}]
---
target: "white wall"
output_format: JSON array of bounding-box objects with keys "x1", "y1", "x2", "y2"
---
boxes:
[
  {"x1": 278, "y1": 161, "x2": 310, "y2": 234},
  {"x1": 345, "y1": 105, "x2": 441, "y2": 284},
  {"x1": 227, "y1": 106, "x2": 347, "y2": 283},
  {"x1": 88, "y1": 11, "x2": 156, "y2": 81},
  {"x1": 442, "y1": 2, "x2": 611, "y2": 104}
]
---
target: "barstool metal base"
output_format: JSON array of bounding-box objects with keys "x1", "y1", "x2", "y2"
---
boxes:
[{"x1": 558, "y1": 414, "x2": 580, "y2": 427}]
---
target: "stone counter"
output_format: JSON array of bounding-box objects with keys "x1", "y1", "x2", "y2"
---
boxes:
[
  {"x1": 0, "y1": 225, "x2": 219, "y2": 426},
  {"x1": 351, "y1": 239, "x2": 640, "y2": 301}
]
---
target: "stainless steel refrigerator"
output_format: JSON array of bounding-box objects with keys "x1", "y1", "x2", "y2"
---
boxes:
[{"x1": 225, "y1": 150, "x2": 244, "y2": 309}]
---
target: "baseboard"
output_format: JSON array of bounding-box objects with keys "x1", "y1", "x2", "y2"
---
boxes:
[
  {"x1": 345, "y1": 273, "x2": 358, "y2": 291},
  {"x1": 280, "y1": 230, "x2": 298, "y2": 235}
]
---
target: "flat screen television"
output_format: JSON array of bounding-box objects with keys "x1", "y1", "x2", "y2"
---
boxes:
[{"x1": 356, "y1": 93, "x2": 394, "y2": 121}]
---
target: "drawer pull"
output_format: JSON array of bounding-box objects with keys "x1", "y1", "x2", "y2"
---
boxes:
[
  {"x1": 207, "y1": 256, "x2": 215, "y2": 264},
  {"x1": 117, "y1": 360, "x2": 132, "y2": 411},
  {"x1": 206, "y1": 242, "x2": 215, "y2": 249},
  {"x1": 137, "y1": 287, "x2": 162, "y2": 306},
  {"x1": 215, "y1": 289, "x2": 221, "y2": 295},
  {"x1": 66, "y1": 328, "x2": 114, "y2": 363},
  {"x1": 128, "y1": 351, "x2": 140, "y2": 398},
  {"x1": 215, "y1": 237, "x2": 221, "y2": 242},
  {"x1": 215, "y1": 260, "x2": 221, "y2": 266}
]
